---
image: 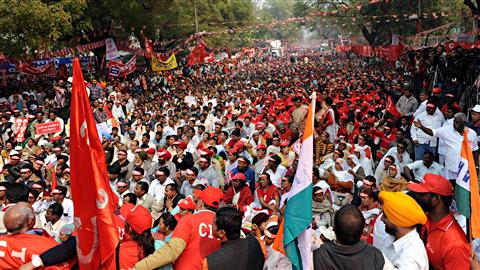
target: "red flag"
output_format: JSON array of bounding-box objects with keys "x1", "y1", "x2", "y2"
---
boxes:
[
  {"x1": 51, "y1": 166, "x2": 57, "y2": 191},
  {"x1": 70, "y1": 57, "x2": 119, "y2": 269},
  {"x1": 386, "y1": 96, "x2": 401, "y2": 119}
]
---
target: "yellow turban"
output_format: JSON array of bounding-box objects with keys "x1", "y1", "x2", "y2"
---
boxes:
[{"x1": 379, "y1": 191, "x2": 427, "y2": 227}]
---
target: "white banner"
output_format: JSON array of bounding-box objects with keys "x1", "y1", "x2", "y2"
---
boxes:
[{"x1": 105, "y1": 38, "x2": 120, "y2": 60}]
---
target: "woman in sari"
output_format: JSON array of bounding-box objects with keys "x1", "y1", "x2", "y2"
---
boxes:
[
  {"x1": 379, "y1": 164, "x2": 407, "y2": 192},
  {"x1": 346, "y1": 154, "x2": 366, "y2": 184},
  {"x1": 254, "y1": 173, "x2": 280, "y2": 215},
  {"x1": 223, "y1": 173, "x2": 254, "y2": 213},
  {"x1": 328, "y1": 158, "x2": 354, "y2": 208}
]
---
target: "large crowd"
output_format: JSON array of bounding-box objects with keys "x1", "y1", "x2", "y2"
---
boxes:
[{"x1": 0, "y1": 46, "x2": 479, "y2": 270}]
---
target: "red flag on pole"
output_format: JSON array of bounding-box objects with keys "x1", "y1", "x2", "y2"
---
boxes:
[
  {"x1": 386, "y1": 96, "x2": 401, "y2": 119},
  {"x1": 50, "y1": 166, "x2": 57, "y2": 191},
  {"x1": 70, "y1": 57, "x2": 119, "y2": 269}
]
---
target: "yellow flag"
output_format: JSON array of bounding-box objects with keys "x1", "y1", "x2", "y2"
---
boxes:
[{"x1": 151, "y1": 53, "x2": 178, "y2": 71}]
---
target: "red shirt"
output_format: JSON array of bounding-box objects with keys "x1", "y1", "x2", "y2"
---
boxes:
[
  {"x1": 119, "y1": 240, "x2": 144, "y2": 270},
  {"x1": 421, "y1": 213, "x2": 470, "y2": 270},
  {"x1": 0, "y1": 230, "x2": 74, "y2": 269},
  {"x1": 172, "y1": 209, "x2": 221, "y2": 270}
]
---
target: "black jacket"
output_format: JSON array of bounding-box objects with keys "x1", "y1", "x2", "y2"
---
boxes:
[
  {"x1": 207, "y1": 236, "x2": 264, "y2": 270},
  {"x1": 313, "y1": 240, "x2": 385, "y2": 270}
]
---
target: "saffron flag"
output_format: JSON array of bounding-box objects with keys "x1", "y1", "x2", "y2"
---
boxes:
[
  {"x1": 151, "y1": 53, "x2": 178, "y2": 71},
  {"x1": 274, "y1": 93, "x2": 315, "y2": 270},
  {"x1": 70, "y1": 57, "x2": 119, "y2": 269},
  {"x1": 455, "y1": 130, "x2": 480, "y2": 238}
]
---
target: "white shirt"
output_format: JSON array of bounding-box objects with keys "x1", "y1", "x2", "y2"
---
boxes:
[
  {"x1": 148, "y1": 178, "x2": 174, "y2": 202},
  {"x1": 243, "y1": 122, "x2": 255, "y2": 138},
  {"x1": 389, "y1": 230, "x2": 429, "y2": 270},
  {"x1": 406, "y1": 160, "x2": 443, "y2": 182},
  {"x1": 413, "y1": 100, "x2": 428, "y2": 119},
  {"x1": 411, "y1": 111, "x2": 444, "y2": 146},
  {"x1": 432, "y1": 126, "x2": 479, "y2": 171},
  {"x1": 437, "y1": 118, "x2": 453, "y2": 155},
  {"x1": 111, "y1": 105, "x2": 125, "y2": 119},
  {"x1": 373, "y1": 213, "x2": 395, "y2": 260},
  {"x1": 266, "y1": 165, "x2": 287, "y2": 187},
  {"x1": 60, "y1": 198, "x2": 74, "y2": 224}
]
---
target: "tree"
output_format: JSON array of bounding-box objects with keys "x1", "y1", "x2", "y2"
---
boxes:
[
  {"x1": 463, "y1": 0, "x2": 480, "y2": 38},
  {"x1": 0, "y1": 0, "x2": 256, "y2": 57},
  {"x1": 0, "y1": 0, "x2": 87, "y2": 56},
  {"x1": 295, "y1": 0, "x2": 468, "y2": 46}
]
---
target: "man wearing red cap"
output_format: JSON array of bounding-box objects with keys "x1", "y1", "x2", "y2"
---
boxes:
[
  {"x1": 408, "y1": 173, "x2": 470, "y2": 270},
  {"x1": 135, "y1": 187, "x2": 223, "y2": 270},
  {"x1": 172, "y1": 141, "x2": 194, "y2": 171}
]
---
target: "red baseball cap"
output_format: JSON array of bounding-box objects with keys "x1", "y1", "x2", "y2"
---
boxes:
[
  {"x1": 173, "y1": 141, "x2": 187, "y2": 150},
  {"x1": 157, "y1": 149, "x2": 172, "y2": 160},
  {"x1": 231, "y1": 173, "x2": 247, "y2": 182},
  {"x1": 125, "y1": 205, "x2": 152, "y2": 234},
  {"x1": 256, "y1": 144, "x2": 267, "y2": 150},
  {"x1": 432, "y1": 87, "x2": 442, "y2": 94},
  {"x1": 408, "y1": 173, "x2": 453, "y2": 196},
  {"x1": 178, "y1": 197, "x2": 196, "y2": 211},
  {"x1": 119, "y1": 203, "x2": 135, "y2": 220},
  {"x1": 146, "y1": 148, "x2": 155, "y2": 155},
  {"x1": 194, "y1": 187, "x2": 223, "y2": 208}
]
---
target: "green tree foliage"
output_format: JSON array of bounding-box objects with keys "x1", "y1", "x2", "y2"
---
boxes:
[
  {"x1": 0, "y1": 0, "x2": 255, "y2": 57},
  {"x1": 0, "y1": 0, "x2": 87, "y2": 56},
  {"x1": 295, "y1": 0, "x2": 469, "y2": 46}
]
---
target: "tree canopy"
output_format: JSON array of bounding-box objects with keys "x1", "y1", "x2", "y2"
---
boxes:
[{"x1": 0, "y1": 0, "x2": 476, "y2": 57}]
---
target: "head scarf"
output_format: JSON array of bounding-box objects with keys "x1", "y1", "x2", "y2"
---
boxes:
[
  {"x1": 332, "y1": 158, "x2": 354, "y2": 183},
  {"x1": 379, "y1": 165, "x2": 407, "y2": 192},
  {"x1": 347, "y1": 154, "x2": 361, "y2": 172},
  {"x1": 354, "y1": 148, "x2": 373, "y2": 176},
  {"x1": 379, "y1": 191, "x2": 427, "y2": 227}
]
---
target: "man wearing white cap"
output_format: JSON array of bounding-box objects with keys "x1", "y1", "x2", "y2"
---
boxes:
[
  {"x1": 51, "y1": 186, "x2": 73, "y2": 224},
  {"x1": 19, "y1": 166, "x2": 40, "y2": 184},
  {"x1": 196, "y1": 156, "x2": 219, "y2": 187},
  {"x1": 116, "y1": 180, "x2": 130, "y2": 206},
  {"x1": 148, "y1": 167, "x2": 174, "y2": 219},
  {"x1": 467, "y1": 104, "x2": 480, "y2": 139}
]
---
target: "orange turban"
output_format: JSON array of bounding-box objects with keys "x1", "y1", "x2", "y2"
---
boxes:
[{"x1": 379, "y1": 191, "x2": 427, "y2": 227}]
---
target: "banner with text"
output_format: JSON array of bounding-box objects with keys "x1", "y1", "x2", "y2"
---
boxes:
[
  {"x1": 15, "y1": 118, "x2": 28, "y2": 142},
  {"x1": 36, "y1": 121, "x2": 62, "y2": 135},
  {"x1": 151, "y1": 53, "x2": 178, "y2": 71}
]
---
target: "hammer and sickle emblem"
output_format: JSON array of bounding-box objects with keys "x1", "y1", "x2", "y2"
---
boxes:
[{"x1": 74, "y1": 216, "x2": 98, "y2": 264}]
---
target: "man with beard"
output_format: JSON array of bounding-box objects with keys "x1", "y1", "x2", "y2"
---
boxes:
[
  {"x1": 379, "y1": 191, "x2": 428, "y2": 269},
  {"x1": 408, "y1": 174, "x2": 470, "y2": 270},
  {"x1": 338, "y1": 119, "x2": 359, "y2": 144},
  {"x1": 155, "y1": 149, "x2": 176, "y2": 180}
]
